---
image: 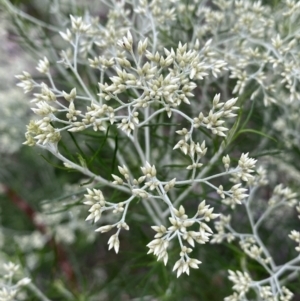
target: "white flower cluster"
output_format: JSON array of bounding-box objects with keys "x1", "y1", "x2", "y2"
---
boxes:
[
  {"x1": 226, "y1": 270, "x2": 252, "y2": 299},
  {"x1": 84, "y1": 187, "x2": 129, "y2": 254},
  {"x1": 82, "y1": 149, "x2": 256, "y2": 274},
  {"x1": 212, "y1": 169, "x2": 300, "y2": 301},
  {"x1": 147, "y1": 202, "x2": 218, "y2": 277},
  {"x1": 0, "y1": 262, "x2": 31, "y2": 301},
  {"x1": 195, "y1": 0, "x2": 300, "y2": 107},
  {"x1": 268, "y1": 184, "x2": 298, "y2": 207}
]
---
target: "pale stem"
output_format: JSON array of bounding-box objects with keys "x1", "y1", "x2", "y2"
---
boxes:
[
  {"x1": 138, "y1": 108, "x2": 166, "y2": 127},
  {"x1": 142, "y1": 199, "x2": 162, "y2": 226},
  {"x1": 170, "y1": 144, "x2": 225, "y2": 212},
  {"x1": 225, "y1": 224, "x2": 253, "y2": 239},
  {"x1": 44, "y1": 146, "x2": 130, "y2": 194},
  {"x1": 254, "y1": 201, "x2": 283, "y2": 230},
  {"x1": 245, "y1": 186, "x2": 276, "y2": 270},
  {"x1": 148, "y1": 197, "x2": 165, "y2": 224},
  {"x1": 47, "y1": 72, "x2": 57, "y2": 91},
  {"x1": 275, "y1": 256, "x2": 300, "y2": 274},
  {"x1": 56, "y1": 124, "x2": 73, "y2": 132},
  {"x1": 28, "y1": 282, "x2": 53, "y2": 301},
  {"x1": 45, "y1": 37, "x2": 76, "y2": 87},
  {"x1": 241, "y1": 35, "x2": 281, "y2": 60},
  {"x1": 130, "y1": 50, "x2": 140, "y2": 68},
  {"x1": 73, "y1": 33, "x2": 80, "y2": 72},
  {"x1": 132, "y1": 185, "x2": 163, "y2": 222},
  {"x1": 99, "y1": 69, "x2": 104, "y2": 105},
  {"x1": 177, "y1": 231, "x2": 184, "y2": 249},
  {"x1": 255, "y1": 256, "x2": 300, "y2": 290},
  {"x1": 147, "y1": 8, "x2": 157, "y2": 55},
  {"x1": 130, "y1": 128, "x2": 146, "y2": 164},
  {"x1": 123, "y1": 128, "x2": 164, "y2": 224},
  {"x1": 173, "y1": 167, "x2": 242, "y2": 185},
  {"x1": 279, "y1": 264, "x2": 300, "y2": 285},
  {"x1": 144, "y1": 106, "x2": 150, "y2": 161},
  {"x1": 62, "y1": 53, "x2": 97, "y2": 103},
  {"x1": 171, "y1": 108, "x2": 194, "y2": 123},
  {"x1": 155, "y1": 182, "x2": 176, "y2": 222},
  {"x1": 120, "y1": 196, "x2": 135, "y2": 222},
  {"x1": 202, "y1": 180, "x2": 232, "y2": 198}
]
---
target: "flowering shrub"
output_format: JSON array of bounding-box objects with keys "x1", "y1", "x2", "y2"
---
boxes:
[{"x1": 1, "y1": 0, "x2": 300, "y2": 300}]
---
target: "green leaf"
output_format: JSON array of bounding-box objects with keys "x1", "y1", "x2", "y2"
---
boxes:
[
  {"x1": 234, "y1": 129, "x2": 277, "y2": 143},
  {"x1": 40, "y1": 154, "x2": 69, "y2": 170},
  {"x1": 253, "y1": 149, "x2": 283, "y2": 157},
  {"x1": 68, "y1": 132, "x2": 86, "y2": 158},
  {"x1": 88, "y1": 126, "x2": 110, "y2": 165},
  {"x1": 225, "y1": 107, "x2": 242, "y2": 146},
  {"x1": 59, "y1": 139, "x2": 76, "y2": 161},
  {"x1": 241, "y1": 97, "x2": 256, "y2": 130},
  {"x1": 42, "y1": 190, "x2": 86, "y2": 204},
  {"x1": 77, "y1": 153, "x2": 87, "y2": 168},
  {"x1": 162, "y1": 164, "x2": 189, "y2": 168}
]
